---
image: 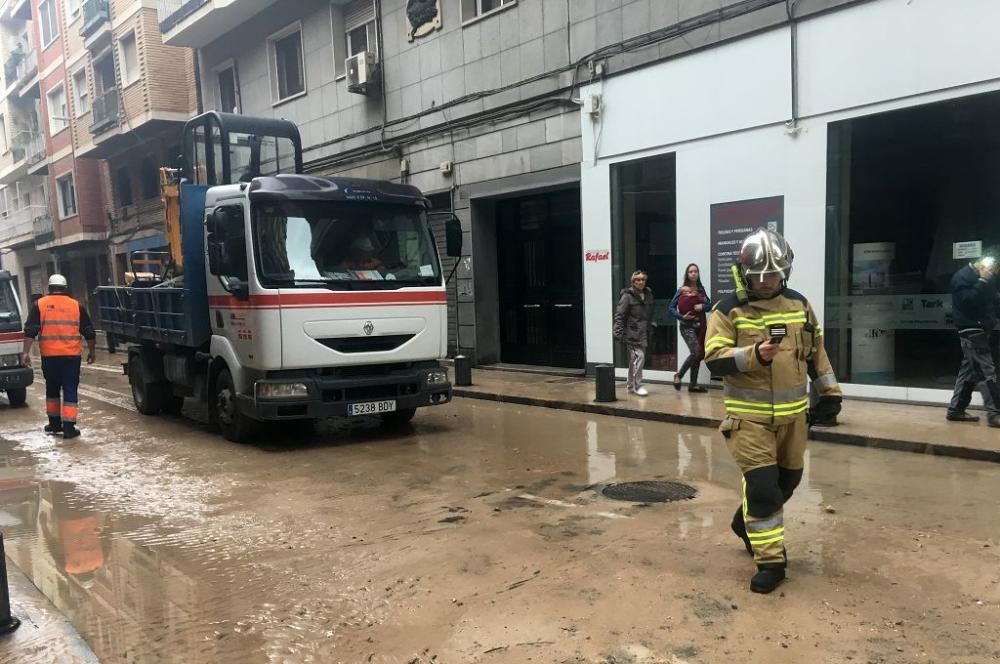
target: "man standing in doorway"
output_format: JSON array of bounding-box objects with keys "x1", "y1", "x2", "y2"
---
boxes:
[
  {"x1": 705, "y1": 228, "x2": 842, "y2": 594},
  {"x1": 946, "y1": 253, "x2": 1000, "y2": 428},
  {"x1": 21, "y1": 275, "x2": 97, "y2": 439}
]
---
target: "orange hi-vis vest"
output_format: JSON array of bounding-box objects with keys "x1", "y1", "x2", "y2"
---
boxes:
[{"x1": 38, "y1": 295, "x2": 82, "y2": 357}]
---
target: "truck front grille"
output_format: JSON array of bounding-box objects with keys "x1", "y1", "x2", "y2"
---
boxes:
[
  {"x1": 323, "y1": 382, "x2": 419, "y2": 402},
  {"x1": 317, "y1": 334, "x2": 415, "y2": 353}
]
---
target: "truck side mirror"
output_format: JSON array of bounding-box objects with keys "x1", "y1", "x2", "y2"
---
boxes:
[
  {"x1": 223, "y1": 277, "x2": 250, "y2": 301},
  {"x1": 445, "y1": 215, "x2": 463, "y2": 258}
]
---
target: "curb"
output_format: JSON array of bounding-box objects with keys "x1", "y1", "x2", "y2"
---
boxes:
[{"x1": 453, "y1": 389, "x2": 1000, "y2": 465}]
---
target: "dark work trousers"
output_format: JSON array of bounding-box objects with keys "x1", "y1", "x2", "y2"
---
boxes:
[
  {"x1": 948, "y1": 331, "x2": 999, "y2": 417},
  {"x1": 41, "y1": 356, "x2": 82, "y2": 433}
]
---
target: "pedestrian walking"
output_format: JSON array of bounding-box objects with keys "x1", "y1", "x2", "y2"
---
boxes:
[
  {"x1": 669, "y1": 263, "x2": 712, "y2": 393},
  {"x1": 614, "y1": 270, "x2": 654, "y2": 396},
  {"x1": 946, "y1": 253, "x2": 1000, "y2": 428},
  {"x1": 21, "y1": 275, "x2": 97, "y2": 439},
  {"x1": 705, "y1": 228, "x2": 842, "y2": 594}
]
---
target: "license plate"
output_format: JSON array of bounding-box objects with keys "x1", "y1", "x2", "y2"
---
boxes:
[{"x1": 348, "y1": 400, "x2": 397, "y2": 416}]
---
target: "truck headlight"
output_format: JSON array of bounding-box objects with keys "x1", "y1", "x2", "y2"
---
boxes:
[
  {"x1": 426, "y1": 370, "x2": 449, "y2": 385},
  {"x1": 0, "y1": 354, "x2": 21, "y2": 368},
  {"x1": 255, "y1": 382, "x2": 309, "y2": 399}
]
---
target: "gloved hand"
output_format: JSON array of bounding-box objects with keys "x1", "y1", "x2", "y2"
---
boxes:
[{"x1": 810, "y1": 396, "x2": 842, "y2": 427}]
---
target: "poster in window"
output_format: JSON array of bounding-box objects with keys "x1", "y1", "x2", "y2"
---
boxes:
[
  {"x1": 709, "y1": 196, "x2": 784, "y2": 302},
  {"x1": 407, "y1": 0, "x2": 442, "y2": 40}
]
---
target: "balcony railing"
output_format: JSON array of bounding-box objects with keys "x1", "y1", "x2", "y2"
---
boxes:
[
  {"x1": 158, "y1": 0, "x2": 207, "y2": 33},
  {"x1": 81, "y1": 0, "x2": 110, "y2": 38},
  {"x1": 9, "y1": 128, "x2": 37, "y2": 165},
  {"x1": 90, "y1": 88, "x2": 120, "y2": 135},
  {"x1": 23, "y1": 132, "x2": 45, "y2": 167},
  {"x1": 32, "y1": 210, "x2": 54, "y2": 246},
  {"x1": 3, "y1": 48, "x2": 37, "y2": 89},
  {"x1": 0, "y1": 204, "x2": 48, "y2": 246}
]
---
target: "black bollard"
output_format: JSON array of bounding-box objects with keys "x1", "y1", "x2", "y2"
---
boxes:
[
  {"x1": 0, "y1": 533, "x2": 21, "y2": 636},
  {"x1": 594, "y1": 364, "x2": 616, "y2": 403},
  {"x1": 454, "y1": 355, "x2": 472, "y2": 386}
]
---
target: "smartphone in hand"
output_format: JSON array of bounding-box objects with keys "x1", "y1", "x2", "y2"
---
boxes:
[{"x1": 768, "y1": 323, "x2": 788, "y2": 344}]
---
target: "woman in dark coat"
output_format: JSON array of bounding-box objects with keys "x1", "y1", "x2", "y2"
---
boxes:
[
  {"x1": 668, "y1": 263, "x2": 712, "y2": 393},
  {"x1": 614, "y1": 270, "x2": 654, "y2": 396}
]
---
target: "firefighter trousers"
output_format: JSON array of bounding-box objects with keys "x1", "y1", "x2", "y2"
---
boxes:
[
  {"x1": 41, "y1": 356, "x2": 81, "y2": 433},
  {"x1": 720, "y1": 415, "x2": 807, "y2": 566}
]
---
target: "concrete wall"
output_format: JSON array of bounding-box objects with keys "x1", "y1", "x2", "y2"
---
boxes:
[{"x1": 580, "y1": 0, "x2": 1000, "y2": 400}]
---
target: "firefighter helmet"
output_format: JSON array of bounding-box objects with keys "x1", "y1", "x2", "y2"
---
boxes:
[{"x1": 739, "y1": 228, "x2": 794, "y2": 282}]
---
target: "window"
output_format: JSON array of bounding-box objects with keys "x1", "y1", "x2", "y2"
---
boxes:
[
  {"x1": 65, "y1": 0, "x2": 82, "y2": 22},
  {"x1": 47, "y1": 84, "x2": 68, "y2": 134},
  {"x1": 119, "y1": 32, "x2": 139, "y2": 87},
  {"x1": 56, "y1": 173, "x2": 77, "y2": 218},
  {"x1": 217, "y1": 64, "x2": 240, "y2": 113},
  {"x1": 462, "y1": 0, "x2": 515, "y2": 21},
  {"x1": 39, "y1": 0, "x2": 59, "y2": 47},
  {"x1": 72, "y1": 68, "x2": 90, "y2": 116},
  {"x1": 116, "y1": 166, "x2": 133, "y2": 207},
  {"x1": 269, "y1": 23, "x2": 305, "y2": 103},
  {"x1": 141, "y1": 157, "x2": 159, "y2": 200},
  {"x1": 0, "y1": 115, "x2": 6, "y2": 154},
  {"x1": 344, "y1": 0, "x2": 376, "y2": 57}
]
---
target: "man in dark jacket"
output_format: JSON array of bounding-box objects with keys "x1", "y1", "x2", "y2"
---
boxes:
[
  {"x1": 947, "y1": 255, "x2": 1000, "y2": 428},
  {"x1": 614, "y1": 271, "x2": 654, "y2": 396}
]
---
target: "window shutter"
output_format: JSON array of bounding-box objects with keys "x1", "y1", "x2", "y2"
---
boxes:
[{"x1": 344, "y1": 0, "x2": 374, "y2": 29}]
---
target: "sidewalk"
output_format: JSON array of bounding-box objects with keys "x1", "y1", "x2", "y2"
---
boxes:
[{"x1": 453, "y1": 369, "x2": 1000, "y2": 463}]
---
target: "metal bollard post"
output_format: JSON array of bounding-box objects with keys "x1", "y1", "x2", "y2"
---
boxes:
[
  {"x1": 454, "y1": 355, "x2": 472, "y2": 386},
  {"x1": 594, "y1": 364, "x2": 616, "y2": 403},
  {"x1": 0, "y1": 533, "x2": 21, "y2": 636}
]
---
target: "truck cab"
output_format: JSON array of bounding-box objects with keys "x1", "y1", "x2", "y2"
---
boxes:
[{"x1": 0, "y1": 270, "x2": 32, "y2": 407}]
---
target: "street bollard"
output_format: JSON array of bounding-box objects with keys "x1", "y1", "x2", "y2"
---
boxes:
[
  {"x1": 594, "y1": 364, "x2": 616, "y2": 403},
  {"x1": 0, "y1": 533, "x2": 21, "y2": 636},
  {"x1": 454, "y1": 355, "x2": 472, "y2": 386}
]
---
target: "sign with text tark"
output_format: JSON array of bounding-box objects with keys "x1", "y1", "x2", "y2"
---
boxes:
[{"x1": 709, "y1": 196, "x2": 784, "y2": 302}]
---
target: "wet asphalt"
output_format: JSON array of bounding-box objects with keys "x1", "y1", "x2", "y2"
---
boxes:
[{"x1": 0, "y1": 355, "x2": 998, "y2": 663}]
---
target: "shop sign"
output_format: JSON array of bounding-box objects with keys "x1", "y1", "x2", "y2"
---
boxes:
[
  {"x1": 585, "y1": 250, "x2": 610, "y2": 263},
  {"x1": 825, "y1": 294, "x2": 954, "y2": 330},
  {"x1": 952, "y1": 240, "x2": 982, "y2": 260},
  {"x1": 709, "y1": 196, "x2": 784, "y2": 301}
]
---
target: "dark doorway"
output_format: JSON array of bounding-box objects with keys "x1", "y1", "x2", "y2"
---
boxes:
[{"x1": 496, "y1": 188, "x2": 584, "y2": 368}]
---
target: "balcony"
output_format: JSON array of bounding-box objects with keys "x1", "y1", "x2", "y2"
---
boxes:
[
  {"x1": 0, "y1": 204, "x2": 48, "y2": 248},
  {"x1": 3, "y1": 48, "x2": 37, "y2": 92},
  {"x1": 22, "y1": 132, "x2": 46, "y2": 171},
  {"x1": 32, "y1": 210, "x2": 54, "y2": 247},
  {"x1": 90, "y1": 89, "x2": 120, "y2": 136},
  {"x1": 158, "y1": 0, "x2": 279, "y2": 48},
  {"x1": 81, "y1": 0, "x2": 110, "y2": 39}
]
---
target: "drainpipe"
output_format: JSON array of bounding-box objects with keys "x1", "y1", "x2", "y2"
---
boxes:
[{"x1": 785, "y1": 0, "x2": 800, "y2": 136}]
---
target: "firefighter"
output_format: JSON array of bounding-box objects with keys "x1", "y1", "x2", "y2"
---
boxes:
[
  {"x1": 705, "y1": 228, "x2": 842, "y2": 594},
  {"x1": 21, "y1": 275, "x2": 97, "y2": 439}
]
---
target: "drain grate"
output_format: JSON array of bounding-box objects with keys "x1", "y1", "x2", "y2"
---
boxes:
[{"x1": 602, "y1": 481, "x2": 697, "y2": 503}]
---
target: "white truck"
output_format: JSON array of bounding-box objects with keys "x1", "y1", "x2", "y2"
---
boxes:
[
  {"x1": 97, "y1": 113, "x2": 461, "y2": 442},
  {"x1": 0, "y1": 270, "x2": 31, "y2": 407}
]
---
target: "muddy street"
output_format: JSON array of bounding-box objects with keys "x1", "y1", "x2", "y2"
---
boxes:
[{"x1": 0, "y1": 357, "x2": 998, "y2": 664}]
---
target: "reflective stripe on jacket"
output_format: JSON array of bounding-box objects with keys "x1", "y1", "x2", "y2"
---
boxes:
[
  {"x1": 38, "y1": 294, "x2": 82, "y2": 357},
  {"x1": 704, "y1": 288, "x2": 842, "y2": 424}
]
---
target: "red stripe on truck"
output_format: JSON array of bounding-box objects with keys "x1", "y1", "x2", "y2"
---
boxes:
[
  {"x1": 0, "y1": 332, "x2": 24, "y2": 342},
  {"x1": 207, "y1": 291, "x2": 448, "y2": 310}
]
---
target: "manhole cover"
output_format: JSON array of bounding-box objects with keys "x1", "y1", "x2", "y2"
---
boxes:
[{"x1": 601, "y1": 481, "x2": 697, "y2": 503}]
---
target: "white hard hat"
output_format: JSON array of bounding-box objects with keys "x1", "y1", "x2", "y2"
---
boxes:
[{"x1": 48, "y1": 274, "x2": 68, "y2": 288}]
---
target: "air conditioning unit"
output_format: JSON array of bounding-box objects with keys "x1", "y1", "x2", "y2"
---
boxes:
[{"x1": 346, "y1": 51, "x2": 379, "y2": 96}]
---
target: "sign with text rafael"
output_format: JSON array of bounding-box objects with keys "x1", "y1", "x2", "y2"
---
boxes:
[{"x1": 709, "y1": 196, "x2": 784, "y2": 302}]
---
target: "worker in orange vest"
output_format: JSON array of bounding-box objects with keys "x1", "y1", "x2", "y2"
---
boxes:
[{"x1": 21, "y1": 275, "x2": 96, "y2": 439}]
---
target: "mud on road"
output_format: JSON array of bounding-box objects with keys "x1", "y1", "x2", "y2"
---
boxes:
[{"x1": 0, "y1": 360, "x2": 998, "y2": 663}]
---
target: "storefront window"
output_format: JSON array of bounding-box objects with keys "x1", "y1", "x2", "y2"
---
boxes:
[
  {"x1": 610, "y1": 153, "x2": 677, "y2": 371},
  {"x1": 825, "y1": 92, "x2": 1000, "y2": 388}
]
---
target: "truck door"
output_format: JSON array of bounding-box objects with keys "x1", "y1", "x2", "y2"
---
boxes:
[{"x1": 206, "y1": 204, "x2": 260, "y2": 367}]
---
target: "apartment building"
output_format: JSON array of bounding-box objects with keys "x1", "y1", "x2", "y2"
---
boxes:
[
  {"x1": 0, "y1": 0, "x2": 196, "y2": 313},
  {"x1": 158, "y1": 0, "x2": 861, "y2": 369}
]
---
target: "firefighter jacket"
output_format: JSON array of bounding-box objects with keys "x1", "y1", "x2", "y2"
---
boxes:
[
  {"x1": 24, "y1": 294, "x2": 96, "y2": 357},
  {"x1": 704, "y1": 288, "x2": 841, "y2": 425}
]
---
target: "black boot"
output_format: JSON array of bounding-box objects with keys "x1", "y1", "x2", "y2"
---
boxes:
[
  {"x1": 44, "y1": 418, "x2": 62, "y2": 435},
  {"x1": 63, "y1": 426, "x2": 81, "y2": 440},
  {"x1": 731, "y1": 508, "x2": 752, "y2": 556},
  {"x1": 750, "y1": 564, "x2": 786, "y2": 594},
  {"x1": 688, "y1": 365, "x2": 707, "y2": 392}
]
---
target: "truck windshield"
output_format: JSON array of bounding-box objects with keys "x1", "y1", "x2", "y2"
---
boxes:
[
  {"x1": 0, "y1": 280, "x2": 20, "y2": 329},
  {"x1": 252, "y1": 201, "x2": 442, "y2": 289}
]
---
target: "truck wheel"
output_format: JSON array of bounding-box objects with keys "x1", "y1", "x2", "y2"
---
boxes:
[
  {"x1": 215, "y1": 368, "x2": 258, "y2": 443},
  {"x1": 5, "y1": 388, "x2": 27, "y2": 408},
  {"x1": 380, "y1": 408, "x2": 416, "y2": 428},
  {"x1": 130, "y1": 355, "x2": 163, "y2": 415}
]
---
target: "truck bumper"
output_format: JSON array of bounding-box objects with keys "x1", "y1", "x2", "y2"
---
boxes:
[
  {"x1": 0, "y1": 367, "x2": 33, "y2": 390},
  {"x1": 236, "y1": 363, "x2": 452, "y2": 421}
]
